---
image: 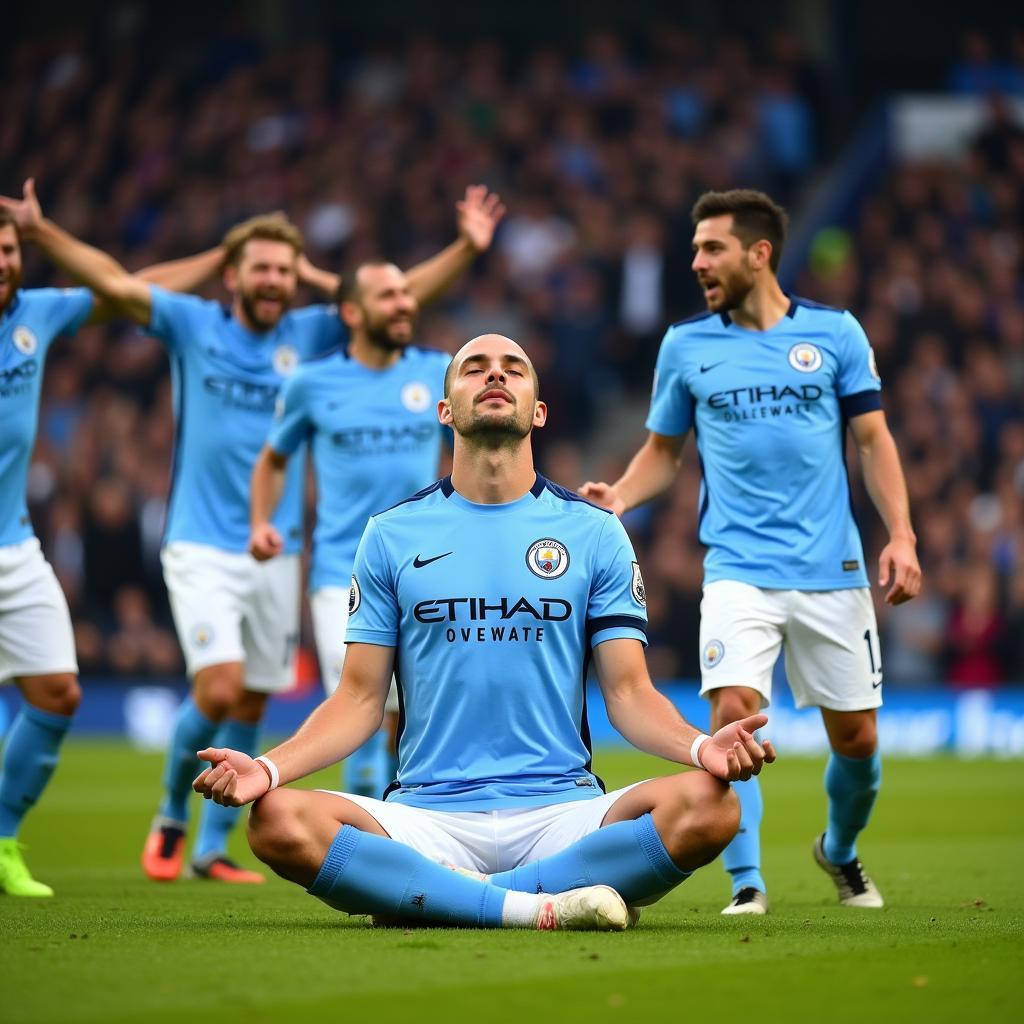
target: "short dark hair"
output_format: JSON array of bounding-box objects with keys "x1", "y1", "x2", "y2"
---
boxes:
[
  {"x1": 336, "y1": 260, "x2": 394, "y2": 305},
  {"x1": 691, "y1": 189, "x2": 788, "y2": 272}
]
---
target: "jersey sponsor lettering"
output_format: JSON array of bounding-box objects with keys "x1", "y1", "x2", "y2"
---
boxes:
[{"x1": 345, "y1": 476, "x2": 648, "y2": 810}]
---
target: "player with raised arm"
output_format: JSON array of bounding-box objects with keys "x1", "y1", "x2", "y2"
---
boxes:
[
  {"x1": 0, "y1": 196, "x2": 224, "y2": 896},
  {"x1": 580, "y1": 189, "x2": 921, "y2": 915},
  {"x1": 248, "y1": 251, "x2": 478, "y2": 797},
  {"x1": 193, "y1": 333, "x2": 775, "y2": 931},
  {"x1": 0, "y1": 179, "x2": 504, "y2": 885}
]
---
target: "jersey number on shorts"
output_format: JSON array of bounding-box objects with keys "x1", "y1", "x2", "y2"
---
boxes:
[{"x1": 863, "y1": 629, "x2": 881, "y2": 676}]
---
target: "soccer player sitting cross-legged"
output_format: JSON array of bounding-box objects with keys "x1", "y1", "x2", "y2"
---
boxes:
[{"x1": 194, "y1": 334, "x2": 775, "y2": 931}]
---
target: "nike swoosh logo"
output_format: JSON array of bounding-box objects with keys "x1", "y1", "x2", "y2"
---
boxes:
[
  {"x1": 700, "y1": 361, "x2": 725, "y2": 373},
  {"x1": 872, "y1": 680, "x2": 882, "y2": 689},
  {"x1": 413, "y1": 552, "x2": 453, "y2": 568}
]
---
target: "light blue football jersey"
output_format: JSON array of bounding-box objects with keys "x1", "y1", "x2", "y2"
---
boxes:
[
  {"x1": 148, "y1": 287, "x2": 345, "y2": 554},
  {"x1": 0, "y1": 288, "x2": 93, "y2": 547},
  {"x1": 346, "y1": 475, "x2": 649, "y2": 811},
  {"x1": 646, "y1": 298, "x2": 882, "y2": 590},
  {"x1": 268, "y1": 345, "x2": 450, "y2": 592}
]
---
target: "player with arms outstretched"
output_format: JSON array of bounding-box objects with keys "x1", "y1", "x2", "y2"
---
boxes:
[
  {"x1": 581, "y1": 189, "x2": 921, "y2": 914},
  {"x1": 0, "y1": 196, "x2": 224, "y2": 895},
  {"x1": 194, "y1": 333, "x2": 774, "y2": 931},
  {"x1": 1, "y1": 179, "x2": 504, "y2": 884}
]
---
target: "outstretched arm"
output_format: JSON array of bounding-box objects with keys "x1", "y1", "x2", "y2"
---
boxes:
[
  {"x1": 579, "y1": 431, "x2": 685, "y2": 515},
  {"x1": 193, "y1": 642, "x2": 394, "y2": 806},
  {"x1": 404, "y1": 184, "x2": 506, "y2": 306},
  {"x1": 593, "y1": 637, "x2": 775, "y2": 781},
  {"x1": 849, "y1": 410, "x2": 922, "y2": 605},
  {"x1": 0, "y1": 179, "x2": 152, "y2": 324},
  {"x1": 249, "y1": 445, "x2": 289, "y2": 560},
  {"x1": 135, "y1": 246, "x2": 225, "y2": 292}
]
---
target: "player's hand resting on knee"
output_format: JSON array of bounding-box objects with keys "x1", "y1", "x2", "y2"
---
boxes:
[
  {"x1": 193, "y1": 748, "x2": 271, "y2": 806},
  {"x1": 700, "y1": 714, "x2": 776, "y2": 782}
]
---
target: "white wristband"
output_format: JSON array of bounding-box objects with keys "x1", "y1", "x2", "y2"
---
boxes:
[
  {"x1": 690, "y1": 733, "x2": 711, "y2": 770},
  {"x1": 255, "y1": 755, "x2": 280, "y2": 791}
]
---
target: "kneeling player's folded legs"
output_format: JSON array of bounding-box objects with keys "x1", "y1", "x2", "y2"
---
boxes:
[{"x1": 487, "y1": 774, "x2": 737, "y2": 904}]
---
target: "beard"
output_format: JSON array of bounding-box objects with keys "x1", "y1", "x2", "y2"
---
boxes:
[
  {"x1": 363, "y1": 313, "x2": 415, "y2": 352},
  {"x1": 0, "y1": 264, "x2": 22, "y2": 315},
  {"x1": 700, "y1": 265, "x2": 755, "y2": 312},
  {"x1": 239, "y1": 287, "x2": 291, "y2": 330},
  {"x1": 451, "y1": 394, "x2": 535, "y2": 445}
]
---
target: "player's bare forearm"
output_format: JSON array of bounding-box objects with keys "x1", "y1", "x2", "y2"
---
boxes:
[
  {"x1": 851, "y1": 410, "x2": 922, "y2": 603},
  {"x1": 261, "y1": 645, "x2": 394, "y2": 784},
  {"x1": 404, "y1": 237, "x2": 476, "y2": 306},
  {"x1": 33, "y1": 219, "x2": 152, "y2": 324},
  {"x1": 297, "y1": 254, "x2": 341, "y2": 297},
  {"x1": 853, "y1": 415, "x2": 914, "y2": 540},
  {"x1": 250, "y1": 446, "x2": 288, "y2": 529},
  {"x1": 593, "y1": 639, "x2": 698, "y2": 762},
  {"x1": 615, "y1": 433, "x2": 685, "y2": 511},
  {"x1": 135, "y1": 246, "x2": 224, "y2": 292}
]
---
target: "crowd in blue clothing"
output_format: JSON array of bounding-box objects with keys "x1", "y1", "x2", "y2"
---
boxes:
[{"x1": 4, "y1": 24, "x2": 1022, "y2": 685}]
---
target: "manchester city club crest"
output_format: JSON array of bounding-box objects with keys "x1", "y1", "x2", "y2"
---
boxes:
[
  {"x1": 631, "y1": 561, "x2": 647, "y2": 606},
  {"x1": 787, "y1": 342, "x2": 823, "y2": 373},
  {"x1": 272, "y1": 344, "x2": 299, "y2": 376},
  {"x1": 702, "y1": 639, "x2": 725, "y2": 669},
  {"x1": 190, "y1": 624, "x2": 215, "y2": 649},
  {"x1": 401, "y1": 381, "x2": 430, "y2": 412},
  {"x1": 348, "y1": 575, "x2": 361, "y2": 615},
  {"x1": 526, "y1": 538, "x2": 570, "y2": 579},
  {"x1": 12, "y1": 326, "x2": 38, "y2": 356}
]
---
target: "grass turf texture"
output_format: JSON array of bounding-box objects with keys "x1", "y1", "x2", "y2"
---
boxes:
[{"x1": 2, "y1": 744, "x2": 1022, "y2": 1024}]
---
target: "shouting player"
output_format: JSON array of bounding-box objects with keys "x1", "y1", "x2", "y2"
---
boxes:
[
  {"x1": 193, "y1": 333, "x2": 774, "y2": 931},
  {"x1": 581, "y1": 189, "x2": 921, "y2": 914},
  {"x1": 0, "y1": 193, "x2": 224, "y2": 895},
  {"x1": 1, "y1": 179, "x2": 504, "y2": 884}
]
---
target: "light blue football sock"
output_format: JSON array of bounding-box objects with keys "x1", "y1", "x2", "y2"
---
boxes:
[
  {"x1": 343, "y1": 729, "x2": 389, "y2": 798},
  {"x1": 0, "y1": 704, "x2": 73, "y2": 838},
  {"x1": 823, "y1": 749, "x2": 881, "y2": 864},
  {"x1": 308, "y1": 825, "x2": 507, "y2": 926},
  {"x1": 193, "y1": 719, "x2": 260, "y2": 861},
  {"x1": 158, "y1": 697, "x2": 220, "y2": 824},
  {"x1": 722, "y1": 777, "x2": 765, "y2": 895},
  {"x1": 488, "y1": 813, "x2": 690, "y2": 905}
]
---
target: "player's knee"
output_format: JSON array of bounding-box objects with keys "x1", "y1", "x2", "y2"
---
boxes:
[
  {"x1": 247, "y1": 790, "x2": 304, "y2": 866},
  {"x1": 193, "y1": 674, "x2": 241, "y2": 720},
  {"x1": 659, "y1": 773, "x2": 737, "y2": 865},
  {"x1": 24, "y1": 674, "x2": 81, "y2": 716},
  {"x1": 710, "y1": 688, "x2": 761, "y2": 729},
  {"x1": 831, "y1": 722, "x2": 878, "y2": 760}
]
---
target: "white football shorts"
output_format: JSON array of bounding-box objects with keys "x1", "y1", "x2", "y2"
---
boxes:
[
  {"x1": 310, "y1": 585, "x2": 399, "y2": 713},
  {"x1": 698, "y1": 579, "x2": 883, "y2": 711},
  {"x1": 324, "y1": 782, "x2": 645, "y2": 876},
  {"x1": 0, "y1": 538, "x2": 77, "y2": 684},
  {"x1": 161, "y1": 541, "x2": 300, "y2": 693}
]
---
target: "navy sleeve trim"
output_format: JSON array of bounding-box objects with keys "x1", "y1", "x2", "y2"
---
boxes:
[
  {"x1": 840, "y1": 390, "x2": 883, "y2": 418},
  {"x1": 586, "y1": 614, "x2": 648, "y2": 640}
]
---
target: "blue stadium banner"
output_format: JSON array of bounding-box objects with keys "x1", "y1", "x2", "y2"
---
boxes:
[{"x1": 3, "y1": 680, "x2": 1024, "y2": 758}]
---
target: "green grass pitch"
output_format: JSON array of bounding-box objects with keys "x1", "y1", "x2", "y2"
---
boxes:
[{"x1": 2, "y1": 742, "x2": 1022, "y2": 1024}]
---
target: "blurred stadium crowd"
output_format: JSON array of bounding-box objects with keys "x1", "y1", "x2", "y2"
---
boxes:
[{"x1": 3, "y1": 25, "x2": 1022, "y2": 685}]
